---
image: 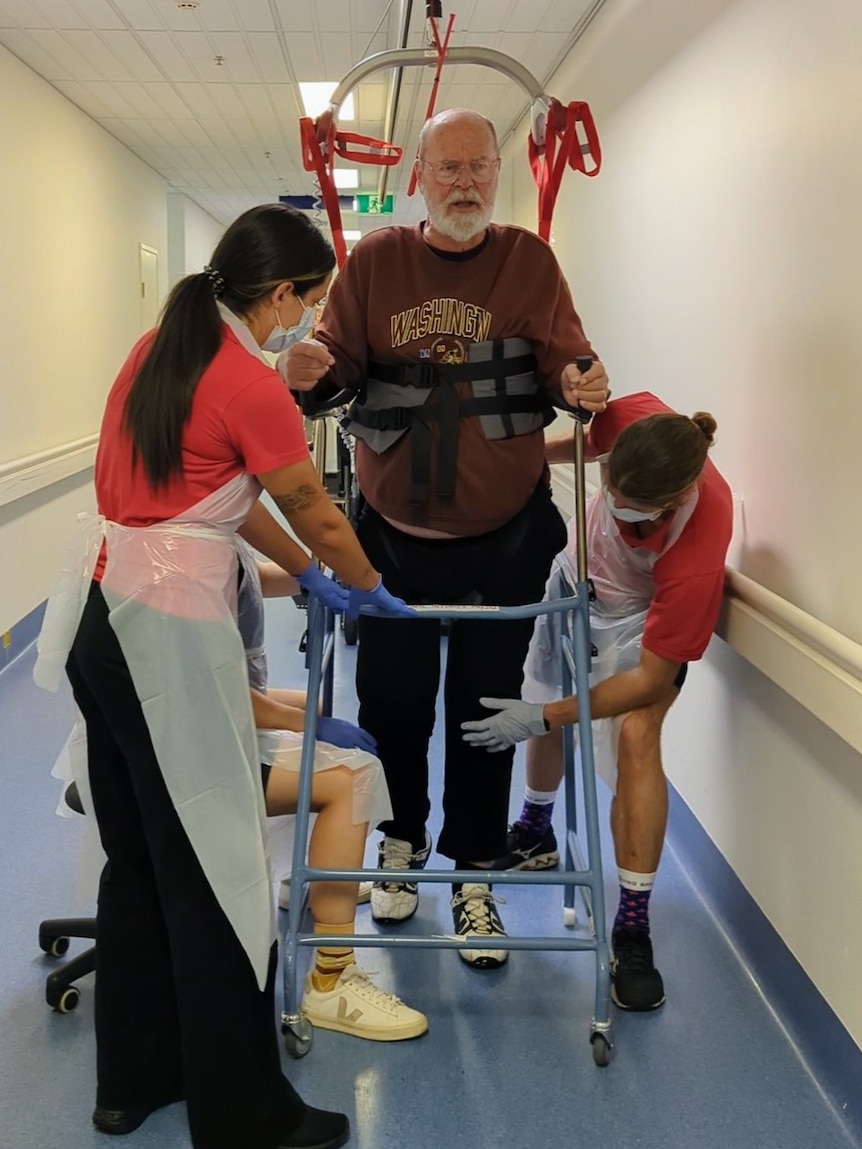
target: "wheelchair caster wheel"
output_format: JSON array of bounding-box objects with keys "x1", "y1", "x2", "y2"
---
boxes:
[
  {"x1": 283, "y1": 1018, "x2": 313, "y2": 1059},
  {"x1": 591, "y1": 1032, "x2": 611, "y2": 1067}
]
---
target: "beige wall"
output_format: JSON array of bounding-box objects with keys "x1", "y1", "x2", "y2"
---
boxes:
[
  {"x1": 0, "y1": 46, "x2": 216, "y2": 634},
  {"x1": 503, "y1": 0, "x2": 862, "y2": 1045}
]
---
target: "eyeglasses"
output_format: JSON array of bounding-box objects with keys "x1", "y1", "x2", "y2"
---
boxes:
[{"x1": 421, "y1": 158, "x2": 500, "y2": 185}]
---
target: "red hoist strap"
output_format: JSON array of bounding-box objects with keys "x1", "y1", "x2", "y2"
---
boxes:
[
  {"x1": 528, "y1": 98, "x2": 602, "y2": 242},
  {"x1": 300, "y1": 113, "x2": 402, "y2": 268},
  {"x1": 406, "y1": 13, "x2": 456, "y2": 197}
]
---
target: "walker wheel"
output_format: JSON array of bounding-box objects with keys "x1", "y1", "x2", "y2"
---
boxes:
[
  {"x1": 591, "y1": 1033, "x2": 611, "y2": 1068},
  {"x1": 40, "y1": 934, "x2": 70, "y2": 957},
  {"x1": 562, "y1": 906, "x2": 577, "y2": 928},
  {"x1": 283, "y1": 1018, "x2": 314, "y2": 1059},
  {"x1": 48, "y1": 986, "x2": 80, "y2": 1013}
]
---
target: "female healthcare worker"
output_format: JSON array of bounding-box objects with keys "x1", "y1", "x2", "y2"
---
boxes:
[
  {"x1": 461, "y1": 391, "x2": 734, "y2": 1015},
  {"x1": 35, "y1": 204, "x2": 410, "y2": 1149}
]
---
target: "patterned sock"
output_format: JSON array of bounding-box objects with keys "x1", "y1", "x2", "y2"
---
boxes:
[
  {"x1": 517, "y1": 786, "x2": 558, "y2": 837},
  {"x1": 312, "y1": 921, "x2": 355, "y2": 992},
  {"x1": 613, "y1": 868, "x2": 657, "y2": 936}
]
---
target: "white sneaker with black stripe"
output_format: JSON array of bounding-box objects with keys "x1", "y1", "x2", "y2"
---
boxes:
[
  {"x1": 370, "y1": 832, "x2": 432, "y2": 923},
  {"x1": 451, "y1": 882, "x2": 508, "y2": 969}
]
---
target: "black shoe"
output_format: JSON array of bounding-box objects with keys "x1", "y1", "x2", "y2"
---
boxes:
[
  {"x1": 451, "y1": 882, "x2": 508, "y2": 969},
  {"x1": 611, "y1": 927, "x2": 666, "y2": 1011},
  {"x1": 278, "y1": 1106, "x2": 350, "y2": 1149},
  {"x1": 496, "y1": 822, "x2": 560, "y2": 870},
  {"x1": 92, "y1": 1091, "x2": 183, "y2": 1135}
]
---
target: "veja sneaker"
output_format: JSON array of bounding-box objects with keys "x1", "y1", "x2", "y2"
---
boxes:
[
  {"x1": 370, "y1": 831, "x2": 432, "y2": 923},
  {"x1": 451, "y1": 883, "x2": 508, "y2": 969},
  {"x1": 611, "y1": 927, "x2": 666, "y2": 1011},
  {"x1": 279, "y1": 879, "x2": 373, "y2": 912},
  {"x1": 498, "y1": 823, "x2": 560, "y2": 870},
  {"x1": 301, "y1": 964, "x2": 428, "y2": 1041}
]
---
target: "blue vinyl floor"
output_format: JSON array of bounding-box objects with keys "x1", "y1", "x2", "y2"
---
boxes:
[{"x1": 0, "y1": 594, "x2": 855, "y2": 1149}]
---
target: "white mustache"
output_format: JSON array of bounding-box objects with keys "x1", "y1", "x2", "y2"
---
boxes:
[{"x1": 444, "y1": 189, "x2": 483, "y2": 206}]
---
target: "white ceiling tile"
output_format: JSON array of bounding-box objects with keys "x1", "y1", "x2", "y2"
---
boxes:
[
  {"x1": 136, "y1": 31, "x2": 196, "y2": 81},
  {"x1": 265, "y1": 82, "x2": 301, "y2": 121},
  {"x1": 234, "y1": 0, "x2": 275, "y2": 33},
  {"x1": 30, "y1": 0, "x2": 88, "y2": 29},
  {"x1": 462, "y1": 0, "x2": 515, "y2": 34},
  {"x1": 110, "y1": 0, "x2": 162, "y2": 32},
  {"x1": 0, "y1": 1, "x2": 50, "y2": 28},
  {"x1": 172, "y1": 119, "x2": 218, "y2": 148},
  {"x1": 354, "y1": 83, "x2": 387, "y2": 121},
  {"x1": 27, "y1": 28, "x2": 104, "y2": 78},
  {"x1": 273, "y1": 0, "x2": 315, "y2": 34},
  {"x1": 72, "y1": 0, "x2": 126, "y2": 29},
  {"x1": 193, "y1": 0, "x2": 240, "y2": 32},
  {"x1": 347, "y1": 0, "x2": 394, "y2": 35},
  {"x1": 97, "y1": 30, "x2": 163, "y2": 80},
  {"x1": 109, "y1": 80, "x2": 163, "y2": 117},
  {"x1": 247, "y1": 33, "x2": 290, "y2": 83},
  {"x1": 97, "y1": 117, "x2": 155, "y2": 145},
  {"x1": 146, "y1": 118, "x2": 201, "y2": 145},
  {"x1": 60, "y1": 29, "x2": 134, "y2": 80},
  {"x1": 283, "y1": 32, "x2": 323, "y2": 82},
  {"x1": 137, "y1": 81, "x2": 194, "y2": 117},
  {"x1": 545, "y1": 0, "x2": 595, "y2": 33},
  {"x1": 506, "y1": 0, "x2": 555, "y2": 33},
  {"x1": 51, "y1": 78, "x2": 114, "y2": 117},
  {"x1": 209, "y1": 31, "x2": 258, "y2": 81},
  {"x1": 319, "y1": 31, "x2": 355, "y2": 81},
  {"x1": 172, "y1": 83, "x2": 220, "y2": 118},
  {"x1": 0, "y1": 28, "x2": 72, "y2": 77}
]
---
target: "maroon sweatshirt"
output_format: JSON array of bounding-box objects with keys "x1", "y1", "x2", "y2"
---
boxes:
[{"x1": 315, "y1": 222, "x2": 595, "y2": 536}]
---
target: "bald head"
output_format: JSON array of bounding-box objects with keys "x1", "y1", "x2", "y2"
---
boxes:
[{"x1": 417, "y1": 108, "x2": 498, "y2": 161}]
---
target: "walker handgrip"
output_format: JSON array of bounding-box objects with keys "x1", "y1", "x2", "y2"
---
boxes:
[{"x1": 572, "y1": 355, "x2": 594, "y2": 424}]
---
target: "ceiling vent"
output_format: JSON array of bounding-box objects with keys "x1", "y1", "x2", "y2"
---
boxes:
[{"x1": 175, "y1": 1, "x2": 200, "y2": 9}]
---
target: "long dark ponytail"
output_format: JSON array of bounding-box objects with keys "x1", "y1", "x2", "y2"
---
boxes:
[{"x1": 124, "y1": 203, "x2": 335, "y2": 489}]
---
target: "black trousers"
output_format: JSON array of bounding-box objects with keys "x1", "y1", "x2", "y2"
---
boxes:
[
  {"x1": 356, "y1": 483, "x2": 567, "y2": 861},
  {"x1": 65, "y1": 584, "x2": 305, "y2": 1149}
]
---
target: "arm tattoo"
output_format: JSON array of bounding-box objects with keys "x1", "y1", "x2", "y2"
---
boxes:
[{"x1": 274, "y1": 484, "x2": 323, "y2": 515}]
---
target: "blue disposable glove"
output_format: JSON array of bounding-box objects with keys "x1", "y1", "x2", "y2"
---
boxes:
[
  {"x1": 461, "y1": 697, "x2": 549, "y2": 753},
  {"x1": 316, "y1": 716, "x2": 378, "y2": 754},
  {"x1": 346, "y1": 576, "x2": 417, "y2": 621},
  {"x1": 297, "y1": 562, "x2": 350, "y2": 614}
]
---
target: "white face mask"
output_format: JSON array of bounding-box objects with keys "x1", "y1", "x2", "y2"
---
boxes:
[
  {"x1": 604, "y1": 488, "x2": 664, "y2": 523},
  {"x1": 262, "y1": 300, "x2": 315, "y2": 353}
]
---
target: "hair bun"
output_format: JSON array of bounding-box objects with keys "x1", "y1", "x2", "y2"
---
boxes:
[{"x1": 691, "y1": 411, "x2": 717, "y2": 445}]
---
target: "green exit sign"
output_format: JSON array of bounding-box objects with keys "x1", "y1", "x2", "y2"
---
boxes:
[{"x1": 353, "y1": 193, "x2": 394, "y2": 214}]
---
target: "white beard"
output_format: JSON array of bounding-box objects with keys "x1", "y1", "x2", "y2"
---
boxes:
[{"x1": 426, "y1": 197, "x2": 493, "y2": 243}]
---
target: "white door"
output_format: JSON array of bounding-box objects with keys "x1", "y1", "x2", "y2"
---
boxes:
[{"x1": 139, "y1": 244, "x2": 160, "y2": 332}]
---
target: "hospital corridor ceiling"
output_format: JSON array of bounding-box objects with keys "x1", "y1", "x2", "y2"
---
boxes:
[{"x1": 0, "y1": 0, "x2": 600, "y2": 227}]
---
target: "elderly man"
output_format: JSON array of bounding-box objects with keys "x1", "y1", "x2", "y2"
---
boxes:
[{"x1": 283, "y1": 108, "x2": 609, "y2": 969}]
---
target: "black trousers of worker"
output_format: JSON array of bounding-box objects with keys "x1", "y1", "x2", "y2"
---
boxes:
[
  {"x1": 356, "y1": 483, "x2": 567, "y2": 861},
  {"x1": 65, "y1": 584, "x2": 305, "y2": 1149}
]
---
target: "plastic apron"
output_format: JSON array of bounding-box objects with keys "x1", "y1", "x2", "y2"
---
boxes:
[
  {"x1": 35, "y1": 306, "x2": 284, "y2": 990},
  {"x1": 523, "y1": 465, "x2": 698, "y2": 790},
  {"x1": 234, "y1": 539, "x2": 393, "y2": 870}
]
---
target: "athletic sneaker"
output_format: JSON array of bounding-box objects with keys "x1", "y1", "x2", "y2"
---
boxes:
[
  {"x1": 370, "y1": 832, "x2": 432, "y2": 923},
  {"x1": 497, "y1": 822, "x2": 560, "y2": 870},
  {"x1": 301, "y1": 964, "x2": 428, "y2": 1041},
  {"x1": 279, "y1": 879, "x2": 373, "y2": 912},
  {"x1": 451, "y1": 883, "x2": 508, "y2": 969},
  {"x1": 611, "y1": 927, "x2": 666, "y2": 1011}
]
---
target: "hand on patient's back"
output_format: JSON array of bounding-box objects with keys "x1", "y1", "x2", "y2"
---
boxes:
[
  {"x1": 347, "y1": 577, "x2": 417, "y2": 621},
  {"x1": 317, "y1": 716, "x2": 378, "y2": 754}
]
